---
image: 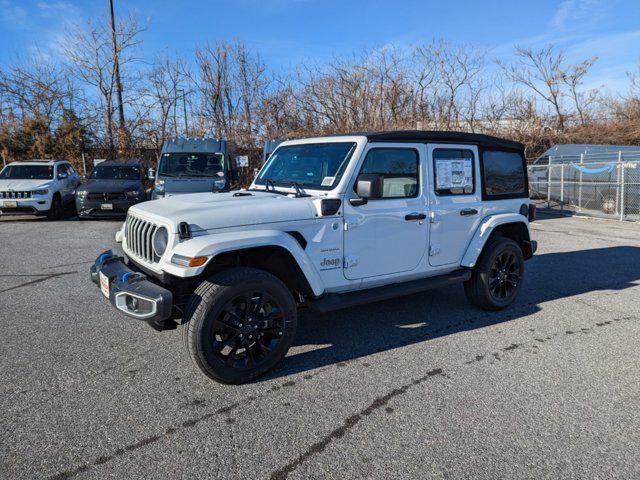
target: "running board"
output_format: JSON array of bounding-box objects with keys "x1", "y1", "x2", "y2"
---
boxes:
[{"x1": 309, "y1": 269, "x2": 472, "y2": 313}]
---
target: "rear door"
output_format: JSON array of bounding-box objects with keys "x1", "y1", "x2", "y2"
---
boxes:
[
  {"x1": 343, "y1": 143, "x2": 429, "y2": 280},
  {"x1": 428, "y1": 144, "x2": 483, "y2": 266}
]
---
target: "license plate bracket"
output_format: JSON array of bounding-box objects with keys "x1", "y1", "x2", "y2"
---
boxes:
[
  {"x1": 5, "y1": 201, "x2": 17, "y2": 208},
  {"x1": 101, "y1": 203, "x2": 113, "y2": 210},
  {"x1": 99, "y1": 272, "x2": 110, "y2": 298}
]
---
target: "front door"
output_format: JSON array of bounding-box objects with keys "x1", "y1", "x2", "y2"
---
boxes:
[
  {"x1": 343, "y1": 143, "x2": 429, "y2": 280},
  {"x1": 427, "y1": 143, "x2": 483, "y2": 266}
]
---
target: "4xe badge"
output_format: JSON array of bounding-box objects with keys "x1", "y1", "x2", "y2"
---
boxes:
[{"x1": 319, "y1": 257, "x2": 341, "y2": 270}]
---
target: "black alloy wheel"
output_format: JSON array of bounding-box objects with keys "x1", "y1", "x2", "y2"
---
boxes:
[
  {"x1": 464, "y1": 236, "x2": 525, "y2": 311},
  {"x1": 210, "y1": 291, "x2": 286, "y2": 370},
  {"x1": 183, "y1": 267, "x2": 297, "y2": 384},
  {"x1": 488, "y1": 250, "x2": 520, "y2": 301}
]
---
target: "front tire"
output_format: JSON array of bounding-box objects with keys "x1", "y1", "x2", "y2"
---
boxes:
[
  {"x1": 182, "y1": 267, "x2": 297, "y2": 384},
  {"x1": 464, "y1": 237, "x2": 524, "y2": 311},
  {"x1": 46, "y1": 194, "x2": 62, "y2": 220}
]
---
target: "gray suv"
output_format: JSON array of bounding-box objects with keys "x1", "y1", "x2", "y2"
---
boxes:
[
  {"x1": 152, "y1": 138, "x2": 232, "y2": 199},
  {"x1": 75, "y1": 160, "x2": 151, "y2": 218}
]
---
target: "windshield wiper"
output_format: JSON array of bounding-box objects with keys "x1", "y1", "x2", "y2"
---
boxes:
[
  {"x1": 290, "y1": 182, "x2": 310, "y2": 197},
  {"x1": 265, "y1": 179, "x2": 276, "y2": 191},
  {"x1": 246, "y1": 179, "x2": 289, "y2": 196}
]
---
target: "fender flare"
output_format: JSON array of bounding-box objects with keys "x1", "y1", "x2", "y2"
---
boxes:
[
  {"x1": 460, "y1": 214, "x2": 531, "y2": 268},
  {"x1": 165, "y1": 229, "x2": 325, "y2": 296}
]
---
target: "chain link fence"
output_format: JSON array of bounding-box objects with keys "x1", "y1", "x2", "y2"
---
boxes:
[{"x1": 528, "y1": 151, "x2": 640, "y2": 222}]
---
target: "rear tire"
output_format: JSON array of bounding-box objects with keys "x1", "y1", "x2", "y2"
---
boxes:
[
  {"x1": 464, "y1": 237, "x2": 524, "y2": 311},
  {"x1": 46, "y1": 194, "x2": 62, "y2": 220},
  {"x1": 182, "y1": 267, "x2": 297, "y2": 384}
]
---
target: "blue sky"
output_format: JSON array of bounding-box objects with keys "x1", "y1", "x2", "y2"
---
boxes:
[{"x1": 1, "y1": 0, "x2": 639, "y2": 94}]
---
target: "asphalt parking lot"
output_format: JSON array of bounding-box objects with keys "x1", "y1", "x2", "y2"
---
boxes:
[{"x1": 1, "y1": 212, "x2": 639, "y2": 479}]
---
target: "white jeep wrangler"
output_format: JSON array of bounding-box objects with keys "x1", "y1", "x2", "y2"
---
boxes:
[{"x1": 91, "y1": 131, "x2": 536, "y2": 384}]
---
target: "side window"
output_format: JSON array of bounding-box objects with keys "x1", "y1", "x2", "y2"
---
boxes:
[
  {"x1": 482, "y1": 150, "x2": 527, "y2": 198},
  {"x1": 57, "y1": 164, "x2": 68, "y2": 179},
  {"x1": 358, "y1": 148, "x2": 419, "y2": 199},
  {"x1": 433, "y1": 149, "x2": 475, "y2": 196}
]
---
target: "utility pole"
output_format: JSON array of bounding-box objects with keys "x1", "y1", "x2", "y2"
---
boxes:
[
  {"x1": 109, "y1": 0, "x2": 127, "y2": 153},
  {"x1": 177, "y1": 88, "x2": 189, "y2": 136}
]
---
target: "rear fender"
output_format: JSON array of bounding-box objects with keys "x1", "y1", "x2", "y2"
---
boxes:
[{"x1": 461, "y1": 214, "x2": 531, "y2": 268}]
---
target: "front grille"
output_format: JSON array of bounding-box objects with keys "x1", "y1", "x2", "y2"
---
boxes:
[
  {"x1": 87, "y1": 192, "x2": 127, "y2": 201},
  {"x1": 125, "y1": 214, "x2": 159, "y2": 264},
  {"x1": 0, "y1": 191, "x2": 31, "y2": 199}
]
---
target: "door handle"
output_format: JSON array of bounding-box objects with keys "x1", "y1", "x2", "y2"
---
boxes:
[
  {"x1": 405, "y1": 213, "x2": 427, "y2": 221},
  {"x1": 460, "y1": 208, "x2": 478, "y2": 216}
]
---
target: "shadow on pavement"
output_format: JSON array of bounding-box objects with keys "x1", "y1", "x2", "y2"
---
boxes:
[{"x1": 264, "y1": 246, "x2": 640, "y2": 381}]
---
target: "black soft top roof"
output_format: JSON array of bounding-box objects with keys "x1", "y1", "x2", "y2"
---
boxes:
[{"x1": 331, "y1": 130, "x2": 523, "y2": 150}]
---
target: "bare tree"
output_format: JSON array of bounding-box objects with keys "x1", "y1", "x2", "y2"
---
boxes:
[
  {"x1": 141, "y1": 52, "x2": 190, "y2": 150},
  {"x1": 64, "y1": 12, "x2": 143, "y2": 154},
  {"x1": 194, "y1": 41, "x2": 270, "y2": 144},
  {"x1": 499, "y1": 45, "x2": 567, "y2": 131},
  {"x1": 560, "y1": 57, "x2": 599, "y2": 126},
  {"x1": 0, "y1": 55, "x2": 72, "y2": 129}
]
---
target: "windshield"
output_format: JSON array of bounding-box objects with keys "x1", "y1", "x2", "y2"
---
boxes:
[
  {"x1": 0, "y1": 165, "x2": 53, "y2": 180},
  {"x1": 159, "y1": 153, "x2": 225, "y2": 178},
  {"x1": 255, "y1": 142, "x2": 357, "y2": 190},
  {"x1": 89, "y1": 165, "x2": 141, "y2": 180}
]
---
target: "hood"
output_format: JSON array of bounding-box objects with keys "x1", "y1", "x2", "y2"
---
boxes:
[
  {"x1": 130, "y1": 190, "x2": 318, "y2": 233},
  {"x1": 79, "y1": 179, "x2": 140, "y2": 194},
  {"x1": 0, "y1": 179, "x2": 53, "y2": 191}
]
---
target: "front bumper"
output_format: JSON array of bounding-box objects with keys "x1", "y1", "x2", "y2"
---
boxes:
[
  {"x1": 90, "y1": 250, "x2": 173, "y2": 322},
  {"x1": 0, "y1": 197, "x2": 51, "y2": 215},
  {"x1": 76, "y1": 197, "x2": 141, "y2": 218}
]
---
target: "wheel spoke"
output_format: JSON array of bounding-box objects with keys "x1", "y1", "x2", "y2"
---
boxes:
[
  {"x1": 214, "y1": 317, "x2": 239, "y2": 331},
  {"x1": 217, "y1": 332, "x2": 239, "y2": 353},
  {"x1": 246, "y1": 345, "x2": 257, "y2": 368},
  {"x1": 224, "y1": 309, "x2": 244, "y2": 322},
  {"x1": 242, "y1": 294, "x2": 262, "y2": 316},
  {"x1": 225, "y1": 345, "x2": 240, "y2": 366},
  {"x1": 256, "y1": 338, "x2": 272, "y2": 357}
]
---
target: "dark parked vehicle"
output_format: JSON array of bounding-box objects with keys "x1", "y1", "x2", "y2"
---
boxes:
[{"x1": 76, "y1": 160, "x2": 151, "y2": 218}]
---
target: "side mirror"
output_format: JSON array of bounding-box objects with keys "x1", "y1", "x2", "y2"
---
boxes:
[
  {"x1": 58, "y1": 171, "x2": 69, "y2": 180},
  {"x1": 148, "y1": 168, "x2": 156, "y2": 180},
  {"x1": 350, "y1": 173, "x2": 383, "y2": 206}
]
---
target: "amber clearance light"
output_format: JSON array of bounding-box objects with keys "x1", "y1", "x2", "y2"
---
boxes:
[
  {"x1": 171, "y1": 254, "x2": 209, "y2": 267},
  {"x1": 187, "y1": 256, "x2": 208, "y2": 267}
]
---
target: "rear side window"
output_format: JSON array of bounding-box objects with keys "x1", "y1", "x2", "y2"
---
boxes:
[
  {"x1": 482, "y1": 150, "x2": 527, "y2": 198},
  {"x1": 433, "y1": 149, "x2": 475, "y2": 196},
  {"x1": 358, "y1": 148, "x2": 419, "y2": 198}
]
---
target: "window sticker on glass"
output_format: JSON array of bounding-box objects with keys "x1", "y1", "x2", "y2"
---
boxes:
[
  {"x1": 435, "y1": 158, "x2": 473, "y2": 190},
  {"x1": 321, "y1": 176, "x2": 335, "y2": 187}
]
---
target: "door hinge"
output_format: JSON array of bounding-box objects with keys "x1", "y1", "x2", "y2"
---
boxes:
[{"x1": 429, "y1": 245, "x2": 440, "y2": 256}]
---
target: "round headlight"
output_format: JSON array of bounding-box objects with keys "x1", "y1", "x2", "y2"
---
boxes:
[{"x1": 152, "y1": 226, "x2": 169, "y2": 257}]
